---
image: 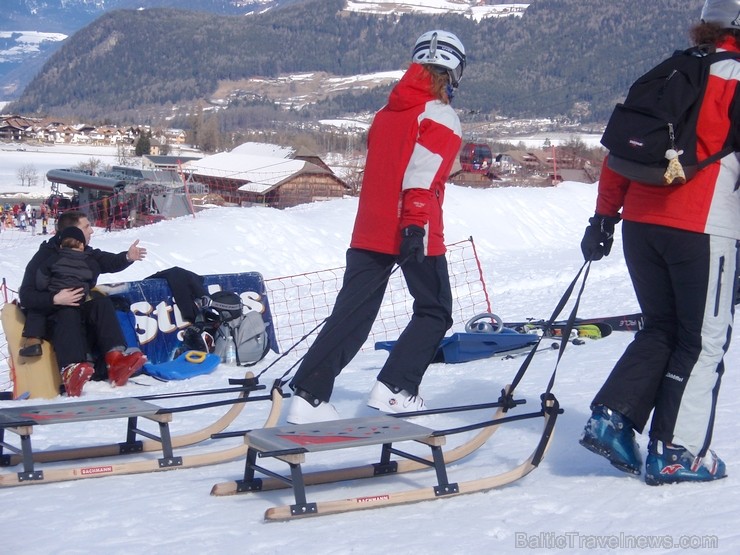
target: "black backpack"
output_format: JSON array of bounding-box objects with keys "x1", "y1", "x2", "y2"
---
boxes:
[{"x1": 601, "y1": 45, "x2": 740, "y2": 185}]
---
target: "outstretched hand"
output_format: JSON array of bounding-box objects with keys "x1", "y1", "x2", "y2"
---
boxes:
[{"x1": 127, "y1": 239, "x2": 147, "y2": 262}]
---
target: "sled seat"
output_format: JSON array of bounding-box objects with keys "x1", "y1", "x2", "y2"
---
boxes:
[
  {"x1": 0, "y1": 398, "x2": 176, "y2": 481},
  {"x1": 239, "y1": 415, "x2": 457, "y2": 517},
  {"x1": 1, "y1": 303, "x2": 62, "y2": 399}
]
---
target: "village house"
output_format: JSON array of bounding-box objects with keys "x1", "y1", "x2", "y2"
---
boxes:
[
  {"x1": 0, "y1": 114, "x2": 178, "y2": 148},
  {"x1": 0, "y1": 115, "x2": 35, "y2": 141},
  {"x1": 182, "y1": 142, "x2": 350, "y2": 209}
]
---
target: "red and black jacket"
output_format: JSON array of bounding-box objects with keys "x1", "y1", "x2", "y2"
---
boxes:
[
  {"x1": 351, "y1": 63, "x2": 462, "y2": 256},
  {"x1": 597, "y1": 38, "x2": 740, "y2": 240}
]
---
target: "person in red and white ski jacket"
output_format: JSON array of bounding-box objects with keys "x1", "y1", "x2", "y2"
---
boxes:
[
  {"x1": 594, "y1": 34, "x2": 740, "y2": 238},
  {"x1": 286, "y1": 30, "x2": 466, "y2": 425},
  {"x1": 351, "y1": 61, "x2": 462, "y2": 256},
  {"x1": 579, "y1": 2, "x2": 740, "y2": 485}
]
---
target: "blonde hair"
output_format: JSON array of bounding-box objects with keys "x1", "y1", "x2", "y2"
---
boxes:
[
  {"x1": 412, "y1": 63, "x2": 452, "y2": 104},
  {"x1": 60, "y1": 237, "x2": 84, "y2": 250}
]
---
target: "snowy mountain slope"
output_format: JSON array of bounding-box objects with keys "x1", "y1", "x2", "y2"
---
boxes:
[
  {"x1": 0, "y1": 0, "x2": 529, "y2": 102},
  {"x1": 344, "y1": 1, "x2": 528, "y2": 20}
]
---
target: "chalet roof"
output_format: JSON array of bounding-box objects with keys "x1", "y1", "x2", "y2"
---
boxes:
[
  {"x1": 183, "y1": 141, "x2": 348, "y2": 194},
  {"x1": 0, "y1": 116, "x2": 34, "y2": 130},
  {"x1": 231, "y1": 141, "x2": 295, "y2": 159},
  {"x1": 182, "y1": 152, "x2": 310, "y2": 193},
  {"x1": 504, "y1": 150, "x2": 543, "y2": 165},
  {"x1": 293, "y1": 145, "x2": 322, "y2": 158},
  {"x1": 237, "y1": 161, "x2": 343, "y2": 194}
]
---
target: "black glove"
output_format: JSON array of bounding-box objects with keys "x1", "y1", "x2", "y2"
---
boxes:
[
  {"x1": 400, "y1": 225, "x2": 425, "y2": 263},
  {"x1": 580, "y1": 214, "x2": 621, "y2": 261}
]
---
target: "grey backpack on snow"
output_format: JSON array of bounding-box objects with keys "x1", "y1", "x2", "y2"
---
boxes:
[{"x1": 214, "y1": 310, "x2": 270, "y2": 366}]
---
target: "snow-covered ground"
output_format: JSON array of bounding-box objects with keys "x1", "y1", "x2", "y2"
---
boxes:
[
  {"x1": 1, "y1": 149, "x2": 738, "y2": 553},
  {"x1": 0, "y1": 144, "x2": 120, "y2": 198}
]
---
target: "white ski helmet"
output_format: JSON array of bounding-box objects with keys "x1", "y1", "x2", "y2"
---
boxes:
[
  {"x1": 412, "y1": 30, "x2": 466, "y2": 87},
  {"x1": 700, "y1": 0, "x2": 740, "y2": 29}
]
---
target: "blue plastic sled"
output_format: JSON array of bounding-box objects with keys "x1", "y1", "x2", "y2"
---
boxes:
[
  {"x1": 375, "y1": 327, "x2": 538, "y2": 364},
  {"x1": 142, "y1": 351, "x2": 221, "y2": 381}
]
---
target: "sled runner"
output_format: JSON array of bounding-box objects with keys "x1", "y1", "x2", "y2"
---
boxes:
[{"x1": 0, "y1": 373, "x2": 283, "y2": 487}]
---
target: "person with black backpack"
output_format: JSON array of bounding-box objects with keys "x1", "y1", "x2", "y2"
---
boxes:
[{"x1": 579, "y1": 0, "x2": 740, "y2": 486}]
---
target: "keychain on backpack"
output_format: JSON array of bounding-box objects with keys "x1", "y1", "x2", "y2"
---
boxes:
[
  {"x1": 664, "y1": 148, "x2": 686, "y2": 185},
  {"x1": 662, "y1": 123, "x2": 687, "y2": 185}
]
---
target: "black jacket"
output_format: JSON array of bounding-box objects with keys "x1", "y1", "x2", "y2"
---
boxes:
[
  {"x1": 19, "y1": 232, "x2": 131, "y2": 314},
  {"x1": 36, "y1": 248, "x2": 97, "y2": 296}
]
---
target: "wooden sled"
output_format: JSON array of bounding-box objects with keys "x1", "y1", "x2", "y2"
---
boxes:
[
  {"x1": 215, "y1": 392, "x2": 561, "y2": 521},
  {"x1": 1, "y1": 371, "x2": 260, "y2": 467},
  {"x1": 0, "y1": 377, "x2": 283, "y2": 487},
  {"x1": 1, "y1": 302, "x2": 61, "y2": 399},
  {"x1": 211, "y1": 387, "x2": 519, "y2": 497}
]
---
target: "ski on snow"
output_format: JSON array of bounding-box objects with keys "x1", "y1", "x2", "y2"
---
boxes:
[{"x1": 503, "y1": 312, "x2": 644, "y2": 340}]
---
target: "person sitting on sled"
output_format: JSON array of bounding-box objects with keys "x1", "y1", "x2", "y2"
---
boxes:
[{"x1": 18, "y1": 210, "x2": 148, "y2": 396}]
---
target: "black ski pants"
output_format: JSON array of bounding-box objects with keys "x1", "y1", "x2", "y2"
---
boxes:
[
  {"x1": 592, "y1": 221, "x2": 736, "y2": 456},
  {"x1": 290, "y1": 248, "x2": 453, "y2": 402},
  {"x1": 50, "y1": 295, "x2": 127, "y2": 372}
]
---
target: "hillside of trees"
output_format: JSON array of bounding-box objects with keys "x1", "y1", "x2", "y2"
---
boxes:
[{"x1": 7, "y1": 0, "x2": 705, "y2": 133}]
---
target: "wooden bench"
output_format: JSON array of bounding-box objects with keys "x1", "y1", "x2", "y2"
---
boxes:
[{"x1": 0, "y1": 398, "x2": 176, "y2": 482}]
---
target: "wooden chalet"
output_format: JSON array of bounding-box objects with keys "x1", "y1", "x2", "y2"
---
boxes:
[
  {"x1": 182, "y1": 143, "x2": 350, "y2": 209},
  {"x1": 0, "y1": 115, "x2": 35, "y2": 141}
]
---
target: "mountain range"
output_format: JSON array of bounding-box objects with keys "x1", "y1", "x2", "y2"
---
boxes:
[{"x1": 2, "y1": 0, "x2": 707, "y2": 137}]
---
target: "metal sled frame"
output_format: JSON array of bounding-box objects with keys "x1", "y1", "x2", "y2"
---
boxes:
[
  {"x1": 0, "y1": 374, "x2": 283, "y2": 487},
  {"x1": 0, "y1": 371, "x2": 260, "y2": 467},
  {"x1": 214, "y1": 389, "x2": 561, "y2": 521},
  {"x1": 211, "y1": 384, "x2": 517, "y2": 497}
]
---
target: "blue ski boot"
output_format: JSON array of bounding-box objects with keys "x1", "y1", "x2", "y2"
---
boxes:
[
  {"x1": 645, "y1": 440, "x2": 727, "y2": 486},
  {"x1": 580, "y1": 405, "x2": 642, "y2": 475}
]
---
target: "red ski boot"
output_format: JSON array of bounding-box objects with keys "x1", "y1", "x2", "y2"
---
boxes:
[
  {"x1": 105, "y1": 349, "x2": 147, "y2": 387},
  {"x1": 61, "y1": 362, "x2": 95, "y2": 397}
]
